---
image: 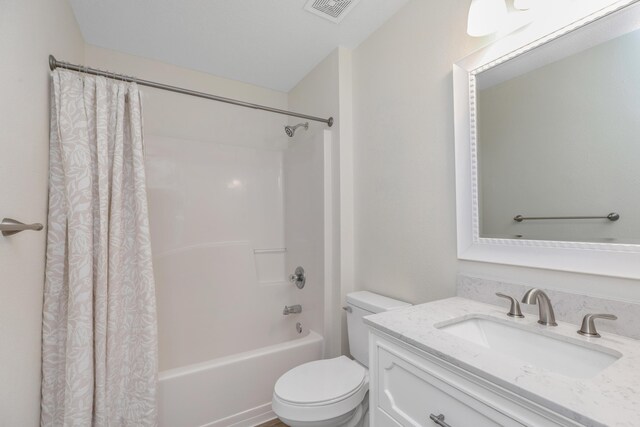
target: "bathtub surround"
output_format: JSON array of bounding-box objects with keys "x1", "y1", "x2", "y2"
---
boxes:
[
  {"x1": 147, "y1": 135, "x2": 292, "y2": 370},
  {"x1": 457, "y1": 274, "x2": 640, "y2": 340},
  {"x1": 287, "y1": 47, "x2": 353, "y2": 358},
  {"x1": 42, "y1": 70, "x2": 158, "y2": 425},
  {"x1": 283, "y1": 128, "x2": 330, "y2": 356},
  {"x1": 145, "y1": 127, "x2": 331, "y2": 425}
]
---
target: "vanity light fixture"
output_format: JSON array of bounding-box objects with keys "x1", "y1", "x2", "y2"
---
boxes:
[{"x1": 467, "y1": 0, "x2": 508, "y2": 37}]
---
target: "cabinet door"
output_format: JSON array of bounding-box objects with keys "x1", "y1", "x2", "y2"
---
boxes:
[
  {"x1": 374, "y1": 407, "x2": 404, "y2": 427},
  {"x1": 377, "y1": 345, "x2": 524, "y2": 427}
]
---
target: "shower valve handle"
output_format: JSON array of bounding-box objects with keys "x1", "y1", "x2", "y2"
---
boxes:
[{"x1": 289, "y1": 266, "x2": 306, "y2": 289}]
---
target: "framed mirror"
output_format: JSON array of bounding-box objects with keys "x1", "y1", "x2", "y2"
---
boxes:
[{"x1": 454, "y1": 0, "x2": 640, "y2": 278}]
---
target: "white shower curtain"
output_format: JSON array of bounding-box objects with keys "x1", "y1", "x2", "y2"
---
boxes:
[{"x1": 41, "y1": 69, "x2": 158, "y2": 426}]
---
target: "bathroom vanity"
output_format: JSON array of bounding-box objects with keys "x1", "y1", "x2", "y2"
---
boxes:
[{"x1": 365, "y1": 298, "x2": 640, "y2": 427}]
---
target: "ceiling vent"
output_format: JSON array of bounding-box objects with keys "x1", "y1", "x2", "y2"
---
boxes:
[{"x1": 304, "y1": 0, "x2": 363, "y2": 24}]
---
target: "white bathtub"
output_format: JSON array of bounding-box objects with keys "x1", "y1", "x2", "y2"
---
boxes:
[{"x1": 158, "y1": 330, "x2": 324, "y2": 427}]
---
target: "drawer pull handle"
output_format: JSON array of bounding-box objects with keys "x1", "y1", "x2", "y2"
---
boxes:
[{"x1": 430, "y1": 413, "x2": 452, "y2": 427}]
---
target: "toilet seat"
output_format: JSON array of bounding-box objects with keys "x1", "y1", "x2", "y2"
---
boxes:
[{"x1": 272, "y1": 356, "x2": 369, "y2": 423}]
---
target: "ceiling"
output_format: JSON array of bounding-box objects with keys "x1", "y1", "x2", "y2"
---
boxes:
[{"x1": 68, "y1": 0, "x2": 410, "y2": 92}]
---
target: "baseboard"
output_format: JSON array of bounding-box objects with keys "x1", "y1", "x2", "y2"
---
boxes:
[
  {"x1": 240, "y1": 409, "x2": 276, "y2": 427},
  {"x1": 201, "y1": 402, "x2": 275, "y2": 427}
]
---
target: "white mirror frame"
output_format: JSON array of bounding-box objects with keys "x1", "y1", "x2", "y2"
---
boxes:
[{"x1": 454, "y1": 0, "x2": 640, "y2": 279}]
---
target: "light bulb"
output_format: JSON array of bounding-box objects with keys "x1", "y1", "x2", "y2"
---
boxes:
[
  {"x1": 513, "y1": 0, "x2": 533, "y2": 10},
  {"x1": 467, "y1": 0, "x2": 508, "y2": 37}
]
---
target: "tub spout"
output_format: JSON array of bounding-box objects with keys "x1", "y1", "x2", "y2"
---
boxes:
[{"x1": 283, "y1": 305, "x2": 302, "y2": 315}]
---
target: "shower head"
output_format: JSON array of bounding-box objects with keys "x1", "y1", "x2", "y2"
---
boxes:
[{"x1": 285, "y1": 122, "x2": 309, "y2": 137}]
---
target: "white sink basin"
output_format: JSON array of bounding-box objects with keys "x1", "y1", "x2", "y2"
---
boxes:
[{"x1": 438, "y1": 316, "x2": 621, "y2": 378}]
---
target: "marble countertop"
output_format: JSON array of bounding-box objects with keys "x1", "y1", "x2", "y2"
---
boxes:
[{"x1": 364, "y1": 297, "x2": 640, "y2": 427}]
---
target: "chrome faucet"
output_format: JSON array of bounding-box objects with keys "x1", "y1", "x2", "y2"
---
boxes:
[
  {"x1": 283, "y1": 304, "x2": 302, "y2": 315},
  {"x1": 521, "y1": 288, "x2": 557, "y2": 326}
]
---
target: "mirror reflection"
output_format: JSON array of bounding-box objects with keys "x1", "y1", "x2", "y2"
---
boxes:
[{"x1": 476, "y1": 27, "x2": 640, "y2": 243}]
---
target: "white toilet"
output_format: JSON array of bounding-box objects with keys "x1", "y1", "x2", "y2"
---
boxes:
[{"x1": 272, "y1": 291, "x2": 411, "y2": 427}]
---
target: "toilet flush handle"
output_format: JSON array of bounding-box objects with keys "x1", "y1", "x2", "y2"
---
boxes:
[{"x1": 342, "y1": 306, "x2": 352, "y2": 313}]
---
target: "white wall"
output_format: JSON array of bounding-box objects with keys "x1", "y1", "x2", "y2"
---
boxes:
[
  {"x1": 352, "y1": 0, "x2": 481, "y2": 304},
  {"x1": 351, "y1": 0, "x2": 640, "y2": 309},
  {"x1": 283, "y1": 128, "x2": 328, "y2": 355},
  {"x1": 148, "y1": 135, "x2": 294, "y2": 370},
  {"x1": 0, "y1": 0, "x2": 85, "y2": 424}
]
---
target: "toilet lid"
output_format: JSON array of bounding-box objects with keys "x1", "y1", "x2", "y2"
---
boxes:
[{"x1": 274, "y1": 356, "x2": 366, "y2": 405}]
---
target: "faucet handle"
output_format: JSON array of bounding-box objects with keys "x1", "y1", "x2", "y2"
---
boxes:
[
  {"x1": 495, "y1": 293, "x2": 524, "y2": 318},
  {"x1": 577, "y1": 313, "x2": 617, "y2": 338}
]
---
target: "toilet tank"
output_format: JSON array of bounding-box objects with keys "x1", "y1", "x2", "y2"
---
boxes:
[{"x1": 346, "y1": 291, "x2": 411, "y2": 367}]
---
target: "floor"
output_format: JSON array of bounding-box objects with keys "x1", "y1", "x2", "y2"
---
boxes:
[{"x1": 257, "y1": 419, "x2": 287, "y2": 427}]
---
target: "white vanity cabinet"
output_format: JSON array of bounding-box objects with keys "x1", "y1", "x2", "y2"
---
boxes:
[{"x1": 368, "y1": 330, "x2": 583, "y2": 427}]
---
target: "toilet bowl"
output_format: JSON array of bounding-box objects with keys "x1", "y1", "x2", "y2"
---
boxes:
[
  {"x1": 272, "y1": 291, "x2": 410, "y2": 426},
  {"x1": 272, "y1": 356, "x2": 368, "y2": 427}
]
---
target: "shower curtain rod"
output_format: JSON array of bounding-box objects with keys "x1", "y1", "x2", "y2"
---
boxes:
[{"x1": 49, "y1": 55, "x2": 334, "y2": 127}]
